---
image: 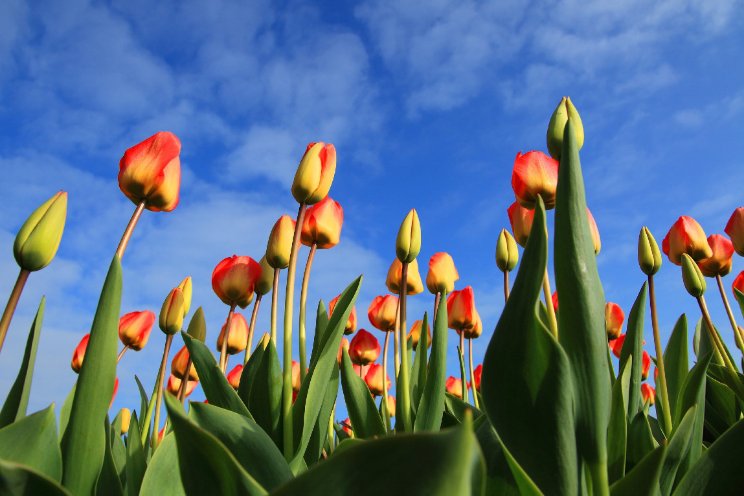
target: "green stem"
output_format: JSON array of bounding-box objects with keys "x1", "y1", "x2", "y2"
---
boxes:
[
  {"x1": 503, "y1": 270, "x2": 510, "y2": 303},
  {"x1": 648, "y1": 275, "x2": 673, "y2": 436},
  {"x1": 459, "y1": 332, "x2": 469, "y2": 402},
  {"x1": 327, "y1": 403, "x2": 336, "y2": 453},
  {"x1": 151, "y1": 333, "x2": 174, "y2": 451},
  {"x1": 433, "y1": 292, "x2": 441, "y2": 322},
  {"x1": 115, "y1": 201, "x2": 146, "y2": 260},
  {"x1": 177, "y1": 357, "x2": 193, "y2": 403},
  {"x1": 468, "y1": 338, "x2": 479, "y2": 410},
  {"x1": 542, "y1": 269, "x2": 558, "y2": 338},
  {"x1": 716, "y1": 274, "x2": 744, "y2": 354},
  {"x1": 381, "y1": 331, "x2": 391, "y2": 432},
  {"x1": 397, "y1": 262, "x2": 412, "y2": 432},
  {"x1": 0, "y1": 269, "x2": 30, "y2": 354},
  {"x1": 116, "y1": 346, "x2": 129, "y2": 363},
  {"x1": 219, "y1": 305, "x2": 236, "y2": 373},
  {"x1": 298, "y1": 244, "x2": 317, "y2": 382},
  {"x1": 270, "y1": 269, "x2": 280, "y2": 345},
  {"x1": 244, "y1": 294, "x2": 262, "y2": 364},
  {"x1": 697, "y1": 295, "x2": 738, "y2": 374},
  {"x1": 394, "y1": 299, "x2": 400, "y2": 377}
]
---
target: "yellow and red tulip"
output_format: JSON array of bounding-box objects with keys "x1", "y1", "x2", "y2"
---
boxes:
[
  {"x1": 725, "y1": 207, "x2": 744, "y2": 256},
  {"x1": 507, "y1": 201, "x2": 535, "y2": 247},
  {"x1": 266, "y1": 215, "x2": 296, "y2": 269},
  {"x1": 408, "y1": 319, "x2": 431, "y2": 350},
  {"x1": 301, "y1": 196, "x2": 344, "y2": 249},
  {"x1": 605, "y1": 302, "x2": 624, "y2": 341},
  {"x1": 511, "y1": 151, "x2": 559, "y2": 210},
  {"x1": 733, "y1": 271, "x2": 744, "y2": 297},
  {"x1": 255, "y1": 256, "x2": 274, "y2": 296},
  {"x1": 697, "y1": 234, "x2": 734, "y2": 277},
  {"x1": 171, "y1": 346, "x2": 199, "y2": 381},
  {"x1": 367, "y1": 295, "x2": 399, "y2": 332},
  {"x1": 13, "y1": 191, "x2": 68, "y2": 272},
  {"x1": 348, "y1": 329, "x2": 380, "y2": 365},
  {"x1": 167, "y1": 374, "x2": 197, "y2": 397},
  {"x1": 385, "y1": 395, "x2": 396, "y2": 418},
  {"x1": 641, "y1": 383, "x2": 655, "y2": 405},
  {"x1": 212, "y1": 255, "x2": 262, "y2": 309},
  {"x1": 364, "y1": 363, "x2": 390, "y2": 396},
  {"x1": 216, "y1": 313, "x2": 249, "y2": 355},
  {"x1": 473, "y1": 364, "x2": 482, "y2": 392},
  {"x1": 641, "y1": 351, "x2": 651, "y2": 380},
  {"x1": 70, "y1": 333, "x2": 89, "y2": 373},
  {"x1": 386, "y1": 258, "x2": 424, "y2": 295},
  {"x1": 292, "y1": 360, "x2": 302, "y2": 392},
  {"x1": 118, "y1": 310, "x2": 155, "y2": 351},
  {"x1": 337, "y1": 337, "x2": 350, "y2": 365},
  {"x1": 340, "y1": 418, "x2": 353, "y2": 437},
  {"x1": 291, "y1": 142, "x2": 336, "y2": 205},
  {"x1": 447, "y1": 286, "x2": 479, "y2": 333},
  {"x1": 662, "y1": 216, "x2": 713, "y2": 265},
  {"x1": 177, "y1": 276, "x2": 193, "y2": 316},
  {"x1": 609, "y1": 334, "x2": 625, "y2": 359},
  {"x1": 457, "y1": 312, "x2": 483, "y2": 340},
  {"x1": 227, "y1": 364, "x2": 243, "y2": 390},
  {"x1": 329, "y1": 294, "x2": 357, "y2": 335},
  {"x1": 425, "y1": 252, "x2": 459, "y2": 294},
  {"x1": 159, "y1": 287, "x2": 185, "y2": 335},
  {"x1": 587, "y1": 208, "x2": 601, "y2": 255},
  {"x1": 445, "y1": 376, "x2": 466, "y2": 399}
]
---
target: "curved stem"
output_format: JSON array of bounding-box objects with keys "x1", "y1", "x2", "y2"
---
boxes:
[
  {"x1": 397, "y1": 262, "x2": 412, "y2": 431},
  {"x1": 151, "y1": 333, "x2": 174, "y2": 450},
  {"x1": 0, "y1": 269, "x2": 30, "y2": 353},
  {"x1": 117, "y1": 346, "x2": 129, "y2": 363},
  {"x1": 468, "y1": 338, "x2": 479, "y2": 410},
  {"x1": 299, "y1": 244, "x2": 317, "y2": 382},
  {"x1": 177, "y1": 357, "x2": 193, "y2": 403},
  {"x1": 244, "y1": 294, "x2": 262, "y2": 364},
  {"x1": 115, "y1": 201, "x2": 146, "y2": 260},
  {"x1": 219, "y1": 304, "x2": 236, "y2": 373},
  {"x1": 503, "y1": 270, "x2": 510, "y2": 303},
  {"x1": 270, "y1": 269, "x2": 280, "y2": 345},
  {"x1": 716, "y1": 275, "x2": 744, "y2": 353},
  {"x1": 647, "y1": 275, "x2": 672, "y2": 436},
  {"x1": 381, "y1": 331, "x2": 391, "y2": 432},
  {"x1": 697, "y1": 295, "x2": 737, "y2": 373}
]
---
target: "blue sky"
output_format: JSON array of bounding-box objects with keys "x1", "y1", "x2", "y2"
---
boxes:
[{"x1": 1, "y1": 0, "x2": 743, "y2": 422}]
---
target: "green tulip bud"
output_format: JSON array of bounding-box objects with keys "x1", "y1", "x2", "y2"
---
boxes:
[
  {"x1": 186, "y1": 306, "x2": 207, "y2": 342},
  {"x1": 13, "y1": 191, "x2": 68, "y2": 272},
  {"x1": 638, "y1": 226, "x2": 662, "y2": 276},
  {"x1": 396, "y1": 209, "x2": 421, "y2": 264},
  {"x1": 681, "y1": 253, "x2": 706, "y2": 297},
  {"x1": 159, "y1": 288, "x2": 185, "y2": 335},
  {"x1": 255, "y1": 256, "x2": 274, "y2": 296},
  {"x1": 495, "y1": 229, "x2": 519, "y2": 272},
  {"x1": 547, "y1": 96, "x2": 584, "y2": 160}
]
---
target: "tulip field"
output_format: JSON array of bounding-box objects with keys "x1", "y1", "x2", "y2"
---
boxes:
[{"x1": 4, "y1": 98, "x2": 744, "y2": 495}]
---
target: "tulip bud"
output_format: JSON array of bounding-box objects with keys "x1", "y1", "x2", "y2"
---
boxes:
[
  {"x1": 507, "y1": 202, "x2": 535, "y2": 247},
  {"x1": 587, "y1": 208, "x2": 601, "y2": 255},
  {"x1": 725, "y1": 207, "x2": 744, "y2": 256},
  {"x1": 447, "y1": 286, "x2": 479, "y2": 333},
  {"x1": 364, "y1": 363, "x2": 390, "y2": 396},
  {"x1": 292, "y1": 360, "x2": 301, "y2": 392},
  {"x1": 212, "y1": 255, "x2": 262, "y2": 309},
  {"x1": 641, "y1": 351, "x2": 651, "y2": 381},
  {"x1": 118, "y1": 310, "x2": 155, "y2": 351},
  {"x1": 159, "y1": 288, "x2": 185, "y2": 335},
  {"x1": 495, "y1": 229, "x2": 519, "y2": 272},
  {"x1": 255, "y1": 256, "x2": 274, "y2": 296},
  {"x1": 291, "y1": 142, "x2": 337, "y2": 205},
  {"x1": 266, "y1": 215, "x2": 296, "y2": 269},
  {"x1": 13, "y1": 191, "x2": 68, "y2": 272},
  {"x1": 171, "y1": 346, "x2": 199, "y2": 381},
  {"x1": 167, "y1": 374, "x2": 197, "y2": 397},
  {"x1": 681, "y1": 253, "x2": 706, "y2": 297},
  {"x1": 216, "y1": 313, "x2": 249, "y2": 355},
  {"x1": 71, "y1": 333, "x2": 89, "y2": 373},
  {"x1": 609, "y1": 334, "x2": 625, "y2": 358},
  {"x1": 177, "y1": 276, "x2": 193, "y2": 316},
  {"x1": 338, "y1": 337, "x2": 350, "y2": 365},
  {"x1": 301, "y1": 196, "x2": 344, "y2": 249},
  {"x1": 408, "y1": 319, "x2": 431, "y2": 350},
  {"x1": 329, "y1": 294, "x2": 357, "y2": 335},
  {"x1": 511, "y1": 151, "x2": 559, "y2": 210},
  {"x1": 227, "y1": 364, "x2": 243, "y2": 390},
  {"x1": 186, "y1": 307, "x2": 207, "y2": 342},
  {"x1": 473, "y1": 364, "x2": 482, "y2": 392},
  {"x1": 732, "y1": 271, "x2": 744, "y2": 298},
  {"x1": 367, "y1": 295, "x2": 399, "y2": 332},
  {"x1": 349, "y1": 329, "x2": 380, "y2": 365},
  {"x1": 605, "y1": 302, "x2": 624, "y2": 341},
  {"x1": 120, "y1": 408, "x2": 131, "y2": 435},
  {"x1": 386, "y1": 258, "x2": 424, "y2": 295},
  {"x1": 385, "y1": 395, "x2": 396, "y2": 418},
  {"x1": 396, "y1": 209, "x2": 422, "y2": 264},
  {"x1": 118, "y1": 131, "x2": 181, "y2": 212},
  {"x1": 546, "y1": 96, "x2": 584, "y2": 160},
  {"x1": 426, "y1": 252, "x2": 459, "y2": 294},
  {"x1": 445, "y1": 376, "x2": 465, "y2": 399},
  {"x1": 638, "y1": 227, "x2": 662, "y2": 275},
  {"x1": 697, "y1": 234, "x2": 734, "y2": 277},
  {"x1": 640, "y1": 383, "x2": 655, "y2": 406},
  {"x1": 663, "y1": 216, "x2": 712, "y2": 265}
]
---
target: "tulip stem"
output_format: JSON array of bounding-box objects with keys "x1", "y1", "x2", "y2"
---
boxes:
[
  {"x1": 647, "y1": 275, "x2": 673, "y2": 436},
  {"x1": 220, "y1": 304, "x2": 236, "y2": 373},
  {"x1": 468, "y1": 338, "x2": 479, "y2": 410},
  {"x1": 0, "y1": 268, "x2": 30, "y2": 354},
  {"x1": 697, "y1": 295, "x2": 738, "y2": 374},
  {"x1": 381, "y1": 331, "x2": 391, "y2": 432},
  {"x1": 177, "y1": 358, "x2": 193, "y2": 403},
  {"x1": 115, "y1": 201, "x2": 146, "y2": 260},
  {"x1": 393, "y1": 300, "x2": 401, "y2": 377},
  {"x1": 298, "y1": 244, "x2": 317, "y2": 382},
  {"x1": 433, "y1": 292, "x2": 441, "y2": 321},
  {"x1": 270, "y1": 269, "x2": 280, "y2": 345},
  {"x1": 397, "y1": 262, "x2": 413, "y2": 432},
  {"x1": 503, "y1": 271, "x2": 510, "y2": 303},
  {"x1": 244, "y1": 295, "x2": 262, "y2": 364},
  {"x1": 117, "y1": 346, "x2": 129, "y2": 363},
  {"x1": 151, "y1": 333, "x2": 174, "y2": 451},
  {"x1": 282, "y1": 202, "x2": 307, "y2": 459},
  {"x1": 458, "y1": 333, "x2": 469, "y2": 402},
  {"x1": 542, "y1": 269, "x2": 558, "y2": 338},
  {"x1": 716, "y1": 275, "x2": 744, "y2": 354}
]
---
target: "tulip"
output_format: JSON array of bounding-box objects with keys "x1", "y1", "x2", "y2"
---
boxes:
[
  {"x1": 216, "y1": 312, "x2": 249, "y2": 355},
  {"x1": 547, "y1": 96, "x2": 584, "y2": 160},
  {"x1": 340, "y1": 418, "x2": 353, "y2": 437},
  {"x1": 447, "y1": 287, "x2": 479, "y2": 332},
  {"x1": 301, "y1": 196, "x2": 344, "y2": 249},
  {"x1": 329, "y1": 294, "x2": 357, "y2": 335},
  {"x1": 697, "y1": 234, "x2": 734, "y2": 277},
  {"x1": 662, "y1": 216, "x2": 712, "y2": 265},
  {"x1": 638, "y1": 226, "x2": 662, "y2": 276},
  {"x1": 605, "y1": 302, "x2": 624, "y2": 341},
  {"x1": 292, "y1": 360, "x2": 301, "y2": 392},
  {"x1": 587, "y1": 208, "x2": 601, "y2": 255},
  {"x1": 111, "y1": 378, "x2": 119, "y2": 408},
  {"x1": 641, "y1": 351, "x2": 651, "y2": 380},
  {"x1": 457, "y1": 312, "x2": 483, "y2": 340},
  {"x1": 291, "y1": 142, "x2": 336, "y2": 205},
  {"x1": 681, "y1": 253, "x2": 706, "y2": 297},
  {"x1": 725, "y1": 207, "x2": 744, "y2": 256},
  {"x1": 445, "y1": 376, "x2": 466, "y2": 399},
  {"x1": 255, "y1": 256, "x2": 274, "y2": 296},
  {"x1": 552, "y1": 291, "x2": 559, "y2": 312},
  {"x1": 368, "y1": 295, "x2": 399, "y2": 332},
  {"x1": 640, "y1": 383, "x2": 655, "y2": 406},
  {"x1": 511, "y1": 151, "x2": 559, "y2": 210},
  {"x1": 353, "y1": 363, "x2": 370, "y2": 378},
  {"x1": 349, "y1": 329, "x2": 380, "y2": 365},
  {"x1": 337, "y1": 337, "x2": 350, "y2": 365},
  {"x1": 227, "y1": 364, "x2": 243, "y2": 390},
  {"x1": 507, "y1": 202, "x2": 535, "y2": 247},
  {"x1": 396, "y1": 209, "x2": 422, "y2": 264},
  {"x1": 118, "y1": 310, "x2": 155, "y2": 351},
  {"x1": 609, "y1": 334, "x2": 625, "y2": 358},
  {"x1": 364, "y1": 363, "x2": 390, "y2": 396},
  {"x1": 473, "y1": 364, "x2": 482, "y2": 392},
  {"x1": 408, "y1": 319, "x2": 431, "y2": 350},
  {"x1": 13, "y1": 191, "x2": 68, "y2": 272},
  {"x1": 734, "y1": 271, "x2": 744, "y2": 297},
  {"x1": 70, "y1": 333, "x2": 90, "y2": 373},
  {"x1": 212, "y1": 255, "x2": 262, "y2": 309},
  {"x1": 118, "y1": 131, "x2": 181, "y2": 212},
  {"x1": 120, "y1": 408, "x2": 131, "y2": 435},
  {"x1": 495, "y1": 229, "x2": 519, "y2": 272},
  {"x1": 171, "y1": 346, "x2": 199, "y2": 381},
  {"x1": 177, "y1": 276, "x2": 193, "y2": 316},
  {"x1": 386, "y1": 258, "x2": 424, "y2": 295},
  {"x1": 167, "y1": 374, "x2": 197, "y2": 397},
  {"x1": 159, "y1": 288, "x2": 185, "y2": 335},
  {"x1": 426, "y1": 252, "x2": 459, "y2": 295},
  {"x1": 266, "y1": 215, "x2": 296, "y2": 269},
  {"x1": 385, "y1": 395, "x2": 396, "y2": 418}
]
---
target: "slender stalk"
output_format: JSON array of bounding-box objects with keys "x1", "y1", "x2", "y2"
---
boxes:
[
  {"x1": 433, "y1": 292, "x2": 441, "y2": 321},
  {"x1": 0, "y1": 269, "x2": 30, "y2": 353},
  {"x1": 503, "y1": 271, "x2": 510, "y2": 303},
  {"x1": 151, "y1": 333, "x2": 174, "y2": 450},
  {"x1": 117, "y1": 346, "x2": 129, "y2": 363},
  {"x1": 468, "y1": 338, "x2": 479, "y2": 410},
  {"x1": 542, "y1": 269, "x2": 558, "y2": 338},
  {"x1": 177, "y1": 358, "x2": 193, "y2": 403},
  {"x1": 115, "y1": 201, "x2": 146, "y2": 260},
  {"x1": 394, "y1": 299, "x2": 401, "y2": 376},
  {"x1": 219, "y1": 304, "x2": 237, "y2": 373},
  {"x1": 397, "y1": 262, "x2": 412, "y2": 431},
  {"x1": 244, "y1": 294, "x2": 262, "y2": 364},
  {"x1": 381, "y1": 331, "x2": 391, "y2": 432},
  {"x1": 270, "y1": 269, "x2": 280, "y2": 345},
  {"x1": 298, "y1": 244, "x2": 317, "y2": 381},
  {"x1": 459, "y1": 332, "x2": 469, "y2": 402},
  {"x1": 647, "y1": 275, "x2": 673, "y2": 436},
  {"x1": 697, "y1": 295, "x2": 737, "y2": 374},
  {"x1": 716, "y1": 274, "x2": 744, "y2": 353},
  {"x1": 282, "y1": 203, "x2": 307, "y2": 459}
]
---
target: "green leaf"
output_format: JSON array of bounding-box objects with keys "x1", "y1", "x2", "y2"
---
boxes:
[
  {"x1": 246, "y1": 340, "x2": 282, "y2": 445},
  {"x1": 95, "y1": 417, "x2": 123, "y2": 496},
  {"x1": 554, "y1": 118, "x2": 610, "y2": 481},
  {"x1": 306, "y1": 366, "x2": 339, "y2": 464},
  {"x1": 134, "y1": 375, "x2": 149, "y2": 433},
  {"x1": 627, "y1": 412, "x2": 658, "y2": 470},
  {"x1": 704, "y1": 374, "x2": 739, "y2": 439},
  {"x1": 664, "y1": 315, "x2": 689, "y2": 416},
  {"x1": 618, "y1": 283, "x2": 648, "y2": 420},
  {"x1": 308, "y1": 300, "x2": 329, "y2": 370},
  {"x1": 414, "y1": 290, "x2": 448, "y2": 433},
  {"x1": 0, "y1": 405, "x2": 61, "y2": 482},
  {"x1": 0, "y1": 460, "x2": 71, "y2": 496},
  {"x1": 608, "y1": 358, "x2": 631, "y2": 483},
  {"x1": 125, "y1": 412, "x2": 146, "y2": 496},
  {"x1": 734, "y1": 288, "x2": 744, "y2": 321},
  {"x1": 0, "y1": 298, "x2": 45, "y2": 427},
  {"x1": 340, "y1": 349, "x2": 386, "y2": 439},
  {"x1": 139, "y1": 434, "x2": 185, "y2": 496},
  {"x1": 410, "y1": 312, "x2": 429, "y2": 411},
  {"x1": 163, "y1": 393, "x2": 267, "y2": 495},
  {"x1": 238, "y1": 341, "x2": 265, "y2": 408},
  {"x1": 482, "y1": 197, "x2": 578, "y2": 494},
  {"x1": 610, "y1": 445, "x2": 666, "y2": 496},
  {"x1": 444, "y1": 393, "x2": 480, "y2": 425},
  {"x1": 60, "y1": 257, "x2": 122, "y2": 495},
  {"x1": 57, "y1": 385, "x2": 75, "y2": 443},
  {"x1": 471, "y1": 417, "x2": 533, "y2": 496},
  {"x1": 109, "y1": 418, "x2": 126, "y2": 486},
  {"x1": 659, "y1": 406, "x2": 696, "y2": 495}
]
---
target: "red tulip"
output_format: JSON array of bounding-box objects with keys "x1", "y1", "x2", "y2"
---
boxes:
[
  {"x1": 212, "y1": 255, "x2": 262, "y2": 309},
  {"x1": 353, "y1": 363, "x2": 370, "y2": 378},
  {"x1": 447, "y1": 286, "x2": 479, "y2": 333},
  {"x1": 445, "y1": 376, "x2": 467, "y2": 399},
  {"x1": 609, "y1": 334, "x2": 625, "y2": 358},
  {"x1": 473, "y1": 364, "x2": 482, "y2": 392},
  {"x1": 641, "y1": 351, "x2": 651, "y2": 380},
  {"x1": 118, "y1": 310, "x2": 155, "y2": 351},
  {"x1": 340, "y1": 418, "x2": 353, "y2": 437},
  {"x1": 507, "y1": 201, "x2": 535, "y2": 247},
  {"x1": 338, "y1": 337, "x2": 349, "y2": 365},
  {"x1": 171, "y1": 346, "x2": 199, "y2": 381},
  {"x1": 725, "y1": 207, "x2": 744, "y2": 256},
  {"x1": 662, "y1": 216, "x2": 712, "y2": 265},
  {"x1": 367, "y1": 295, "x2": 398, "y2": 332},
  {"x1": 697, "y1": 234, "x2": 734, "y2": 277},
  {"x1": 587, "y1": 208, "x2": 601, "y2": 255},
  {"x1": 118, "y1": 131, "x2": 181, "y2": 212},
  {"x1": 364, "y1": 363, "x2": 390, "y2": 396},
  {"x1": 426, "y1": 252, "x2": 459, "y2": 294},
  {"x1": 605, "y1": 302, "x2": 624, "y2": 341},
  {"x1": 329, "y1": 294, "x2": 357, "y2": 335},
  {"x1": 552, "y1": 291, "x2": 559, "y2": 312},
  {"x1": 349, "y1": 329, "x2": 380, "y2": 365},
  {"x1": 71, "y1": 334, "x2": 89, "y2": 373},
  {"x1": 641, "y1": 383, "x2": 655, "y2": 406},
  {"x1": 511, "y1": 151, "x2": 559, "y2": 210},
  {"x1": 216, "y1": 313, "x2": 249, "y2": 355},
  {"x1": 167, "y1": 374, "x2": 197, "y2": 397},
  {"x1": 734, "y1": 271, "x2": 744, "y2": 297},
  {"x1": 227, "y1": 364, "x2": 243, "y2": 390},
  {"x1": 301, "y1": 196, "x2": 344, "y2": 249},
  {"x1": 408, "y1": 319, "x2": 431, "y2": 350}
]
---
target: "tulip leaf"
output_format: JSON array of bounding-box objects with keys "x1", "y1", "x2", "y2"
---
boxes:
[
  {"x1": 60, "y1": 258, "x2": 122, "y2": 495},
  {"x1": 189, "y1": 402, "x2": 292, "y2": 491},
  {"x1": 308, "y1": 300, "x2": 329, "y2": 370},
  {"x1": 0, "y1": 460, "x2": 71, "y2": 496},
  {"x1": 306, "y1": 365, "x2": 339, "y2": 463},
  {"x1": 619, "y1": 283, "x2": 647, "y2": 420},
  {"x1": 139, "y1": 434, "x2": 185, "y2": 496},
  {"x1": 554, "y1": 119, "x2": 610, "y2": 482},
  {"x1": 673, "y1": 353, "x2": 711, "y2": 484},
  {"x1": 626, "y1": 412, "x2": 657, "y2": 470},
  {"x1": 734, "y1": 288, "x2": 744, "y2": 321},
  {"x1": 472, "y1": 416, "x2": 535, "y2": 496},
  {"x1": 339, "y1": 349, "x2": 385, "y2": 439},
  {"x1": 703, "y1": 373, "x2": 739, "y2": 439},
  {"x1": 95, "y1": 417, "x2": 123, "y2": 496},
  {"x1": 57, "y1": 385, "x2": 75, "y2": 443},
  {"x1": 239, "y1": 341, "x2": 265, "y2": 408},
  {"x1": 246, "y1": 340, "x2": 282, "y2": 445},
  {"x1": 108, "y1": 413, "x2": 126, "y2": 485},
  {"x1": 0, "y1": 405, "x2": 61, "y2": 482},
  {"x1": 134, "y1": 375, "x2": 149, "y2": 433},
  {"x1": 481, "y1": 197, "x2": 578, "y2": 494},
  {"x1": 664, "y1": 315, "x2": 689, "y2": 415},
  {"x1": 414, "y1": 291, "x2": 448, "y2": 433},
  {"x1": 181, "y1": 333, "x2": 253, "y2": 419},
  {"x1": 659, "y1": 406, "x2": 696, "y2": 495},
  {"x1": 610, "y1": 445, "x2": 666, "y2": 496},
  {"x1": 0, "y1": 297, "x2": 45, "y2": 428},
  {"x1": 125, "y1": 412, "x2": 146, "y2": 496},
  {"x1": 608, "y1": 358, "x2": 631, "y2": 483},
  {"x1": 410, "y1": 312, "x2": 429, "y2": 411},
  {"x1": 163, "y1": 393, "x2": 267, "y2": 495}
]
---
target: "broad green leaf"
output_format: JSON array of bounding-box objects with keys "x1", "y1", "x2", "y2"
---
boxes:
[
  {"x1": 0, "y1": 460, "x2": 70, "y2": 496},
  {"x1": 673, "y1": 354, "x2": 711, "y2": 484},
  {"x1": 482, "y1": 197, "x2": 577, "y2": 494},
  {"x1": 308, "y1": 300, "x2": 329, "y2": 370},
  {"x1": 444, "y1": 393, "x2": 480, "y2": 425},
  {"x1": 339, "y1": 349, "x2": 385, "y2": 439},
  {"x1": 627, "y1": 412, "x2": 658, "y2": 470},
  {"x1": 238, "y1": 341, "x2": 265, "y2": 408},
  {"x1": 95, "y1": 417, "x2": 123, "y2": 496},
  {"x1": 470, "y1": 416, "x2": 528, "y2": 496},
  {"x1": 703, "y1": 374, "x2": 738, "y2": 439},
  {"x1": 109, "y1": 419, "x2": 126, "y2": 485},
  {"x1": 608, "y1": 358, "x2": 631, "y2": 483},
  {"x1": 554, "y1": 119, "x2": 610, "y2": 481},
  {"x1": 610, "y1": 445, "x2": 665, "y2": 496},
  {"x1": 305, "y1": 366, "x2": 339, "y2": 464},
  {"x1": 163, "y1": 394, "x2": 266, "y2": 495},
  {"x1": 58, "y1": 385, "x2": 75, "y2": 443},
  {"x1": 125, "y1": 412, "x2": 146, "y2": 496},
  {"x1": 414, "y1": 290, "x2": 448, "y2": 433},
  {"x1": 0, "y1": 405, "x2": 61, "y2": 482},
  {"x1": 139, "y1": 434, "x2": 185, "y2": 496},
  {"x1": 60, "y1": 258, "x2": 122, "y2": 495},
  {"x1": 619, "y1": 283, "x2": 647, "y2": 420},
  {"x1": 659, "y1": 406, "x2": 696, "y2": 495},
  {"x1": 664, "y1": 315, "x2": 689, "y2": 415},
  {"x1": 246, "y1": 340, "x2": 281, "y2": 445},
  {"x1": 0, "y1": 298, "x2": 45, "y2": 427},
  {"x1": 410, "y1": 312, "x2": 429, "y2": 411}
]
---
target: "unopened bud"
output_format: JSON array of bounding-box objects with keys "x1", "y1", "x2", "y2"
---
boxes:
[
  {"x1": 681, "y1": 253, "x2": 706, "y2": 297},
  {"x1": 13, "y1": 191, "x2": 68, "y2": 272},
  {"x1": 396, "y1": 209, "x2": 421, "y2": 264},
  {"x1": 159, "y1": 288, "x2": 185, "y2": 335},
  {"x1": 547, "y1": 96, "x2": 584, "y2": 160},
  {"x1": 638, "y1": 227, "x2": 662, "y2": 275},
  {"x1": 495, "y1": 229, "x2": 519, "y2": 272}
]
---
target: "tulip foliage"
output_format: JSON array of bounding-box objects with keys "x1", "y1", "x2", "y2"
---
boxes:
[{"x1": 3, "y1": 105, "x2": 744, "y2": 496}]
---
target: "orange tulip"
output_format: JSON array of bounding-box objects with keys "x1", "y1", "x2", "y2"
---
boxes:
[
  {"x1": 507, "y1": 201, "x2": 535, "y2": 247},
  {"x1": 641, "y1": 351, "x2": 651, "y2": 380},
  {"x1": 266, "y1": 215, "x2": 296, "y2": 269},
  {"x1": 353, "y1": 363, "x2": 370, "y2": 378},
  {"x1": 71, "y1": 333, "x2": 89, "y2": 373},
  {"x1": 473, "y1": 364, "x2": 482, "y2": 392},
  {"x1": 445, "y1": 376, "x2": 467, "y2": 399},
  {"x1": 725, "y1": 207, "x2": 744, "y2": 256},
  {"x1": 511, "y1": 151, "x2": 559, "y2": 209},
  {"x1": 605, "y1": 302, "x2": 624, "y2": 341},
  {"x1": 171, "y1": 346, "x2": 199, "y2": 381},
  {"x1": 640, "y1": 383, "x2": 655, "y2": 405},
  {"x1": 292, "y1": 360, "x2": 301, "y2": 392},
  {"x1": 587, "y1": 208, "x2": 601, "y2": 255},
  {"x1": 367, "y1": 295, "x2": 398, "y2": 332},
  {"x1": 216, "y1": 313, "x2": 248, "y2": 355},
  {"x1": 227, "y1": 364, "x2": 243, "y2": 390},
  {"x1": 118, "y1": 310, "x2": 155, "y2": 351},
  {"x1": 167, "y1": 374, "x2": 197, "y2": 397},
  {"x1": 329, "y1": 294, "x2": 357, "y2": 335},
  {"x1": 364, "y1": 363, "x2": 390, "y2": 396},
  {"x1": 697, "y1": 234, "x2": 734, "y2": 277},
  {"x1": 609, "y1": 334, "x2": 625, "y2": 358},
  {"x1": 118, "y1": 131, "x2": 181, "y2": 212},
  {"x1": 212, "y1": 255, "x2": 262, "y2": 309},
  {"x1": 338, "y1": 337, "x2": 350, "y2": 365},
  {"x1": 426, "y1": 252, "x2": 459, "y2": 294},
  {"x1": 385, "y1": 258, "x2": 424, "y2": 295},
  {"x1": 447, "y1": 286, "x2": 479, "y2": 333},
  {"x1": 349, "y1": 329, "x2": 380, "y2": 365},
  {"x1": 385, "y1": 395, "x2": 396, "y2": 418},
  {"x1": 662, "y1": 216, "x2": 712, "y2": 265},
  {"x1": 734, "y1": 271, "x2": 744, "y2": 297},
  {"x1": 457, "y1": 312, "x2": 483, "y2": 340},
  {"x1": 301, "y1": 196, "x2": 344, "y2": 249},
  {"x1": 408, "y1": 319, "x2": 431, "y2": 350},
  {"x1": 291, "y1": 142, "x2": 337, "y2": 205}
]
